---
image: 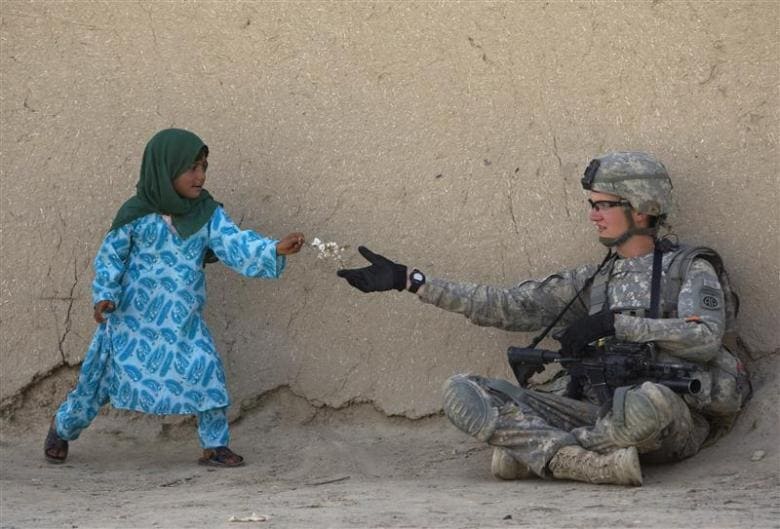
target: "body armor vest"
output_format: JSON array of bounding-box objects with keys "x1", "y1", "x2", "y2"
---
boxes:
[{"x1": 588, "y1": 245, "x2": 738, "y2": 333}]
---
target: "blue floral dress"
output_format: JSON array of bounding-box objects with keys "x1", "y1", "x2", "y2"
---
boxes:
[{"x1": 56, "y1": 207, "x2": 284, "y2": 436}]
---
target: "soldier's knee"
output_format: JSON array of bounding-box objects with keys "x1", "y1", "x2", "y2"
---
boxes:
[
  {"x1": 610, "y1": 382, "x2": 678, "y2": 448},
  {"x1": 442, "y1": 374, "x2": 500, "y2": 441}
]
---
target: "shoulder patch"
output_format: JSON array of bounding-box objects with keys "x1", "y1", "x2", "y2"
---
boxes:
[{"x1": 700, "y1": 286, "x2": 722, "y2": 311}]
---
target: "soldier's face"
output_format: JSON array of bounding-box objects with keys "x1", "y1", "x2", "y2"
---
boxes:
[{"x1": 588, "y1": 191, "x2": 632, "y2": 239}]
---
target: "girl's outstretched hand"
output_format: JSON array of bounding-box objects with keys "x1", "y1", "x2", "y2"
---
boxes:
[
  {"x1": 277, "y1": 232, "x2": 305, "y2": 256},
  {"x1": 93, "y1": 300, "x2": 115, "y2": 324}
]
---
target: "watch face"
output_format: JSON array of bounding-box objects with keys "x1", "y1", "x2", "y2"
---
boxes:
[{"x1": 412, "y1": 272, "x2": 424, "y2": 282}]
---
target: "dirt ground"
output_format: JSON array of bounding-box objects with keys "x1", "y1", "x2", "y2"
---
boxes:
[{"x1": 1, "y1": 356, "x2": 778, "y2": 529}]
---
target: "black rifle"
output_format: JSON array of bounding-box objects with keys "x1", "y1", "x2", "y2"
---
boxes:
[{"x1": 507, "y1": 341, "x2": 701, "y2": 405}]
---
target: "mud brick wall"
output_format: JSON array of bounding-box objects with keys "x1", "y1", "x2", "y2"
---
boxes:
[{"x1": 1, "y1": 2, "x2": 777, "y2": 417}]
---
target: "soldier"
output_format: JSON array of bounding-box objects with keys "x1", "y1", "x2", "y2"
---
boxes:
[{"x1": 336, "y1": 152, "x2": 750, "y2": 486}]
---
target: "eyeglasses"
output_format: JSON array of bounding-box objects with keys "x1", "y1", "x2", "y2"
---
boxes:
[{"x1": 588, "y1": 199, "x2": 630, "y2": 212}]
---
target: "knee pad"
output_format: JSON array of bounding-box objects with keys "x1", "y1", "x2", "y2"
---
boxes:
[
  {"x1": 608, "y1": 382, "x2": 677, "y2": 449},
  {"x1": 442, "y1": 374, "x2": 499, "y2": 442}
]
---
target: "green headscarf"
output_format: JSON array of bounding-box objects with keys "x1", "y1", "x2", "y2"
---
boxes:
[{"x1": 109, "y1": 128, "x2": 220, "y2": 239}]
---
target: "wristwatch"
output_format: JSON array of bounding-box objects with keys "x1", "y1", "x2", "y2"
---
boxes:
[{"x1": 408, "y1": 268, "x2": 426, "y2": 293}]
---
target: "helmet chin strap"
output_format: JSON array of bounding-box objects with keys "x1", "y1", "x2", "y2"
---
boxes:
[{"x1": 598, "y1": 205, "x2": 657, "y2": 248}]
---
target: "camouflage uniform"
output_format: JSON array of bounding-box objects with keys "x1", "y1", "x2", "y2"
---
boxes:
[
  {"x1": 422, "y1": 248, "x2": 745, "y2": 478},
  {"x1": 335, "y1": 151, "x2": 747, "y2": 483}
]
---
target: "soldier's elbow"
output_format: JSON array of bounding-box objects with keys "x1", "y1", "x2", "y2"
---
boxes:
[{"x1": 678, "y1": 341, "x2": 721, "y2": 363}]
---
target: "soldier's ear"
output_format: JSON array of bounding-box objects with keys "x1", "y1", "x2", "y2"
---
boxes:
[{"x1": 633, "y1": 211, "x2": 650, "y2": 228}]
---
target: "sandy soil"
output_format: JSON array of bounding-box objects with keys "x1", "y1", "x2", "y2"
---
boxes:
[{"x1": 1, "y1": 356, "x2": 778, "y2": 529}]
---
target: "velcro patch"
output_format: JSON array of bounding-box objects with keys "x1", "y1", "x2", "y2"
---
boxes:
[{"x1": 700, "y1": 286, "x2": 722, "y2": 311}]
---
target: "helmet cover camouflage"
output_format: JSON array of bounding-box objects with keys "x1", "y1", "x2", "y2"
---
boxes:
[{"x1": 582, "y1": 152, "x2": 673, "y2": 218}]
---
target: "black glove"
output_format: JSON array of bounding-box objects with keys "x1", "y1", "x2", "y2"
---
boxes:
[
  {"x1": 558, "y1": 310, "x2": 616, "y2": 357},
  {"x1": 336, "y1": 246, "x2": 407, "y2": 293}
]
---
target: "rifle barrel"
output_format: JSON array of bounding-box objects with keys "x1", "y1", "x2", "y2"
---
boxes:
[
  {"x1": 506, "y1": 347, "x2": 562, "y2": 366},
  {"x1": 658, "y1": 378, "x2": 701, "y2": 395}
]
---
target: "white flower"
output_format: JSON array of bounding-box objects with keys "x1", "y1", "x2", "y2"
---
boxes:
[{"x1": 308, "y1": 236, "x2": 347, "y2": 267}]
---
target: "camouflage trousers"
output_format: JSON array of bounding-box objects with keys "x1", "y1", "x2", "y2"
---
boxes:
[{"x1": 460, "y1": 375, "x2": 710, "y2": 478}]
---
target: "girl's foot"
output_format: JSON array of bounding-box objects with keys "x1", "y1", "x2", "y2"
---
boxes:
[
  {"x1": 198, "y1": 446, "x2": 244, "y2": 467},
  {"x1": 44, "y1": 418, "x2": 69, "y2": 464}
]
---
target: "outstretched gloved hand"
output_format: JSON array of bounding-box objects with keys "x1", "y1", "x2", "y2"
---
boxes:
[
  {"x1": 557, "y1": 309, "x2": 616, "y2": 357},
  {"x1": 336, "y1": 246, "x2": 407, "y2": 293}
]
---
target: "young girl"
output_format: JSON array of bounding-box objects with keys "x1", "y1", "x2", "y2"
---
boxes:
[{"x1": 44, "y1": 128, "x2": 304, "y2": 467}]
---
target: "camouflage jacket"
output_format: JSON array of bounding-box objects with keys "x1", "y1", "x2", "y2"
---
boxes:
[{"x1": 418, "y1": 248, "x2": 743, "y2": 417}]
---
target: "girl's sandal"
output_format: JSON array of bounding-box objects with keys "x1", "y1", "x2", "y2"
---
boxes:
[
  {"x1": 198, "y1": 446, "x2": 245, "y2": 468},
  {"x1": 44, "y1": 419, "x2": 69, "y2": 464}
]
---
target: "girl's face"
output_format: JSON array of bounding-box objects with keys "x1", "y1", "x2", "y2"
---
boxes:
[{"x1": 173, "y1": 158, "x2": 208, "y2": 199}]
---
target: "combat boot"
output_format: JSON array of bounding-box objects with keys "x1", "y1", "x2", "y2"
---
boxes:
[
  {"x1": 491, "y1": 447, "x2": 534, "y2": 480},
  {"x1": 548, "y1": 445, "x2": 642, "y2": 486}
]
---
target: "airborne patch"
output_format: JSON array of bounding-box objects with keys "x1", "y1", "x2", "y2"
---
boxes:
[{"x1": 700, "y1": 286, "x2": 722, "y2": 311}]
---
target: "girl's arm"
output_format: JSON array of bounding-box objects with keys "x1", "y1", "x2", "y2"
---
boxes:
[
  {"x1": 92, "y1": 224, "x2": 133, "y2": 320},
  {"x1": 207, "y1": 207, "x2": 286, "y2": 278}
]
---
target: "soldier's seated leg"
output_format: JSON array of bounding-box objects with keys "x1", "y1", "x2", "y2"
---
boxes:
[
  {"x1": 442, "y1": 374, "x2": 579, "y2": 478},
  {"x1": 572, "y1": 382, "x2": 706, "y2": 461}
]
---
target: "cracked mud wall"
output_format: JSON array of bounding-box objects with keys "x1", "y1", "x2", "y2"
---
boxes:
[{"x1": 1, "y1": 2, "x2": 778, "y2": 419}]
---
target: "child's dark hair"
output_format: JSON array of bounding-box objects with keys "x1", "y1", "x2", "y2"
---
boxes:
[
  {"x1": 196, "y1": 145, "x2": 209, "y2": 161},
  {"x1": 198, "y1": 143, "x2": 217, "y2": 267}
]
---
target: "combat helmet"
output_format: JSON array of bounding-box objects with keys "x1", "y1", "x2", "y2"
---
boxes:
[{"x1": 581, "y1": 151, "x2": 673, "y2": 247}]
